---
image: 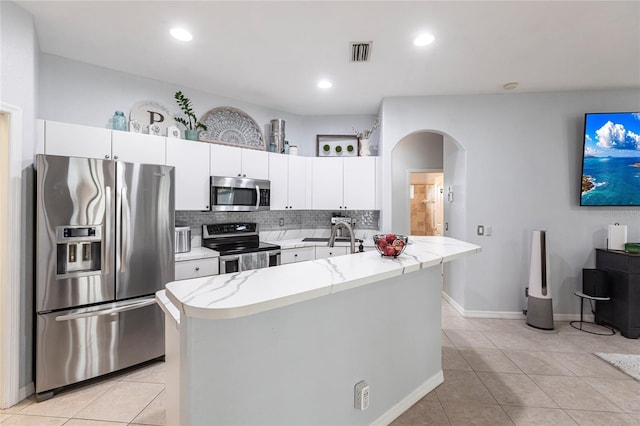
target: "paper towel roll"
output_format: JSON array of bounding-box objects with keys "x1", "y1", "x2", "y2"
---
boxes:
[{"x1": 608, "y1": 224, "x2": 627, "y2": 250}]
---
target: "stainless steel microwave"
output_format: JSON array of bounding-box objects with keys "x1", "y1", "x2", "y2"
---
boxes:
[{"x1": 210, "y1": 176, "x2": 271, "y2": 211}]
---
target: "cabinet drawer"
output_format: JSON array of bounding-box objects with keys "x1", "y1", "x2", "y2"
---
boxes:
[
  {"x1": 281, "y1": 247, "x2": 314, "y2": 264},
  {"x1": 175, "y1": 258, "x2": 219, "y2": 280},
  {"x1": 315, "y1": 246, "x2": 348, "y2": 259}
]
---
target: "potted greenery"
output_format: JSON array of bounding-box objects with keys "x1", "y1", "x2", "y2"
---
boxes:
[{"x1": 174, "y1": 91, "x2": 207, "y2": 140}]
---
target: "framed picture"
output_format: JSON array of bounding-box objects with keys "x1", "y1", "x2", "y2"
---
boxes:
[{"x1": 316, "y1": 134, "x2": 358, "y2": 157}]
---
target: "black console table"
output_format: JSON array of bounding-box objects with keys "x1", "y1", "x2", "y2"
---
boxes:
[{"x1": 595, "y1": 249, "x2": 640, "y2": 338}]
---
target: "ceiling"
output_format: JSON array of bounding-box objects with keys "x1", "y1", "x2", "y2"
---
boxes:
[{"x1": 17, "y1": 1, "x2": 640, "y2": 116}]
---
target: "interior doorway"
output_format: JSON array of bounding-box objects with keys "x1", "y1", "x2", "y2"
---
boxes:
[{"x1": 410, "y1": 172, "x2": 444, "y2": 236}]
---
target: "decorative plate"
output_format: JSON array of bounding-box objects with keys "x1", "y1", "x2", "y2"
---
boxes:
[
  {"x1": 198, "y1": 107, "x2": 265, "y2": 150},
  {"x1": 129, "y1": 100, "x2": 177, "y2": 136}
]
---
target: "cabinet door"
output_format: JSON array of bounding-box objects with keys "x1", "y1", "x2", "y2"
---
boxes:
[
  {"x1": 175, "y1": 258, "x2": 219, "y2": 280},
  {"x1": 315, "y1": 246, "x2": 348, "y2": 259},
  {"x1": 167, "y1": 139, "x2": 210, "y2": 211},
  {"x1": 281, "y1": 247, "x2": 315, "y2": 265},
  {"x1": 45, "y1": 120, "x2": 111, "y2": 159},
  {"x1": 343, "y1": 157, "x2": 376, "y2": 210},
  {"x1": 268, "y1": 153, "x2": 288, "y2": 210},
  {"x1": 288, "y1": 156, "x2": 308, "y2": 209},
  {"x1": 210, "y1": 144, "x2": 242, "y2": 177},
  {"x1": 242, "y1": 149, "x2": 269, "y2": 180},
  {"x1": 112, "y1": 131, "x2": 166, "y2": 165},
  {"x1": 311, "y1": 157, "x2": 344, "y2": 210}
]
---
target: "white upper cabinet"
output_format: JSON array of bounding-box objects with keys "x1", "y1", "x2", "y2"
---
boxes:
[
  {"x1": 210, "y1": 144, "x2": 241, "y2": 177},
  {"x1": 40, "y1": 120, "x2": 167, "y2": 166},
  {"x1": 311, "y1": 157, "x2": 377, "y2": 210},
  {"x1": 287, "y1": 155, "x2": 308, "y2": 209},
  {"x1": 111, "y1": 131, "x2": 166, "y2": 165},
  {"x1": 311, "y1": 157, "x2": 344, "y2": 210},
  {"x1": 210, "y1": 144, "x2": 269, "y2": 180},
  {"x1": 268, "y1": 153, "x2": 288, "y2": 210},
  {"x1": 167, "y1": 138, "x2": 211, "y2": 211},
  {"x1": 343, "y1": 157, "x2": 376, "y2": 210},
  {"x1": 42, "y1": 120, "x2": 112, "y2": 159},
  {"x1": 268, "y1": 154, "x2": 308, "y2": 210},
  {"x1": 241, "y1": 149, "x2": 270, "y2": 180}
]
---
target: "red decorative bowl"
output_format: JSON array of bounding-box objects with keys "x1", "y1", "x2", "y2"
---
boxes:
[{"x1": 373, "y1": 234, "x2": 409, "y2": 257}]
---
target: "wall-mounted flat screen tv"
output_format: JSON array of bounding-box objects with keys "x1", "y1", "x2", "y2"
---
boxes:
[{"x1": 581, "y1": 112, "x2": 640, "y2": 206}]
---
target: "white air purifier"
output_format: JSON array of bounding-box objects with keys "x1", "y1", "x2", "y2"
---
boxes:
[{"x1": 526, "y1": 230, "x2": 555, "y2": 330}]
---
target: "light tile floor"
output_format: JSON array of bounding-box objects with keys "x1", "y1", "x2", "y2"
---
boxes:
[
  {"x1": 1, "y1": 299, "x2": 638, "y2": 425},
  {"x1": 393, "y1": 300, "x2": 640, "y2": 426}
]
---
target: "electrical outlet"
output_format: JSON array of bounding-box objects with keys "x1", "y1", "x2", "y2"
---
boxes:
[
  {"x1": 279, "y1": 218, "x2": 284, "y2": 226},
  {"x1": 354, "y1": 380, "x2": 369, "y2": 411},
  {"x1": 477, "y1": 225, "x2": 484, "y2": 236}
]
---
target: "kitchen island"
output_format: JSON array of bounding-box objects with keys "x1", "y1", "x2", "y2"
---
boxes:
[{"x1": 157, "y1": 236, "x2": 480, "y2": 425}]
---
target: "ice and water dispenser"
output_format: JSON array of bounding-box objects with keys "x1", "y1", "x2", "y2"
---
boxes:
[{"x1": 56, "y1": 226, "x2": 102, "y2": 276}]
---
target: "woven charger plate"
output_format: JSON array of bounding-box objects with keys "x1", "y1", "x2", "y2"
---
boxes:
[{"x1": 198, "y1": 107, "x2": 266, "y2": 150}]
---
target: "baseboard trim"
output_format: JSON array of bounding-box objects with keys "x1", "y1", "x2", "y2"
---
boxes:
[
  {"x1": 19, "y1": 382, "x2": 33, "y2": 402},
  {"x1": 373, "y1": 370, "x2": 444, "y2": 426},
  {"x1": 441, "y1": 292, "x2": 525, "y2": 319},
  {"x1": 441, "y1": 292, "x2": 592, "y2": 322}
]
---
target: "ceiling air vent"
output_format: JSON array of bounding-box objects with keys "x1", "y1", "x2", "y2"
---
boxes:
[{"x1": 351, "y1": 41, "x2": 372, "y2": 62}]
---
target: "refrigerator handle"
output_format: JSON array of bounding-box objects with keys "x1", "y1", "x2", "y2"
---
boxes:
[
  {"x1": 104, "y1": 186, "x2": 112, "y2": 274},
  {"x1": 54, "y1": 298, "x2": 157, "y2": 321},
  {"x1": 116, "y1": 171, "x2": 128, "y2": 274}
]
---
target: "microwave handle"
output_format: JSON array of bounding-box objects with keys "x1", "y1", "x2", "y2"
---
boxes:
[{"x1": 255, "y1": 184, "x2": 260, "y2": 209}]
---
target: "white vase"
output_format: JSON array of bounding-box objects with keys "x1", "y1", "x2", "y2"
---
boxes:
[{"x1": 359, "y1": 138, "x2": 371, "y2": 156}]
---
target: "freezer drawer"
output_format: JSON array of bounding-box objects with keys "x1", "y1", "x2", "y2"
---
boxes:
[{"x1": 35, "y1": 298, "x2": 164, "y2": 395}]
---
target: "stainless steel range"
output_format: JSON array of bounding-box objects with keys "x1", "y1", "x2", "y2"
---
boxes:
[{"x1": 202, "y1": 223, "x2": 281, "y2": 274}]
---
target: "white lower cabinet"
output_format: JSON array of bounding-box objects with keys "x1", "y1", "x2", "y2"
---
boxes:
[
  {"x1": 175, "y1": 258, "x2": 219, "y2": 280},
  {"x1": 280, "y1": 247, "x2": 314, "y2": 265},
  {"x1": 314, "y1": 246, "x2": 348, "y2": 259}
]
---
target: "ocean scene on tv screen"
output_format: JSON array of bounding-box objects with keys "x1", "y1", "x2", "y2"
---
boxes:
[{"x1": 581, "y1": 112, "x2": 640, "y2": 206}]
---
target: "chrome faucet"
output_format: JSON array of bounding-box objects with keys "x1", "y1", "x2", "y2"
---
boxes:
[{"x1": 328, "y1": 221, "x2": 356, "y2": 254}]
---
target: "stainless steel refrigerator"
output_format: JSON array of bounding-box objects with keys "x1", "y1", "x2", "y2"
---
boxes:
[{"x1": 35, "y1": 154, "x2": 175, "y2": 400}]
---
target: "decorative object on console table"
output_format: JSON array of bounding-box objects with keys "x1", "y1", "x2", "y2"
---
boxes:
[
  {"x1": 130, "y1": 100, "x2": 178, "y2": 136},
  {"x1": 353, "y1": 118, "x2": 379, "y2": 156},
  {"x1": 316, "y1": 135, "x2": 358, "y2": 157},
  {"x1": 174, "y1": 91, "x2": 207, "y2": 141},
  {"x1": 199, "y1": 107, "x2": 266, "y2": 150}
]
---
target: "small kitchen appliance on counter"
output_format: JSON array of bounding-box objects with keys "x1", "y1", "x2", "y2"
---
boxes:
[
  {"x1": 35, "y1": 154, "x2": 175, "y2": 400},
  {"x1": 202, "y1": 223, "x2": 281, "y2": 274},
  {"x1": 175, "y1": 226, "x2": 191, "y2": 253}
]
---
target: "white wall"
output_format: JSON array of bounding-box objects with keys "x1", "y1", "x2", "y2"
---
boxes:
[
  {"x1": 39, "y1": 54, "x2": 377, "y2": 157},
  {"x1": 391, "y1": 132, "x2": 443, "y2": 235},
  {"x1": 0, "y1": 0, "x2": 38, "y2": 394},
  {"x1": 381, "y1": 90, "x2": 640, "y2": 316}
]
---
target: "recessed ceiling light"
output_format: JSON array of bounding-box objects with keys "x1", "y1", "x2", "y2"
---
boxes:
[
  {"x1": 170, "y1": 28, "x2": 193, "y2": 42},
  {"x1": 503, "y1": 82, "x2": 519, "y2": 90},
  {"x1": 413, "y1": 33, "x2": 435, "y2": 47},
  {"x1": 317, "y1": 80, "x2": 333, "y2": 89}
]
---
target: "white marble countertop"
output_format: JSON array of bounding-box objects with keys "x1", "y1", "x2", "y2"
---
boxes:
[
  {"x1": 175, "y1": 246, "x2": 219, "y2": 262},
  {"x1": 164, "y1": 236, "x2": 480, "y2": 321},
  {"x1": 260, "y1": 228, "x2": 380, "y2": 249}
]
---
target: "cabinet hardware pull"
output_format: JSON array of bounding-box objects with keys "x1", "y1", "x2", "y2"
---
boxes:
[
  {"x1": 105, "y1": 155, "x2": 110, "y2": 159},
  {"x1": 195, "y1": 267, "x2": 200, "y2": 271},
  {"x1": 114, "y1": 155, "x2": 119, "y2": 160}
]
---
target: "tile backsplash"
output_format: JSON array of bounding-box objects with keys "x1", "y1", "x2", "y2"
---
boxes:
[{"x1": 176, "y1": 210, "x2": 379, "y2": 236}]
